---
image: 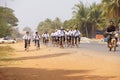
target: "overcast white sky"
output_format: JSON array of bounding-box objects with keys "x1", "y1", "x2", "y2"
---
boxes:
[{"x1": 0, "y1": 0, "x2": 101, "y2": 31}]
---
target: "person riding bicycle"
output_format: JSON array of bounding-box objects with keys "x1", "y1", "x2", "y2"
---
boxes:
[
  {"x1": 34, "y1": 32, "x2": 40, "y2": 49},
  {"x1": 58, "y1": 27, "x2": 65, "y2": 48},
  {"x1": 106, "y1": 21, "x2": 118, "y2": 47},
  {"x1": 23, "y1": 31, "x2": 31, "y2": 50},
  {"x1": 74, "y1": 27, "x2": 81, "y2": 45},
  {"x1": 43, "y1": 31, "x2": 49, "y2": 45}
]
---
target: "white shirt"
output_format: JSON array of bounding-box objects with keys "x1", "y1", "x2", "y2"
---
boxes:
[
  {"x1": 51, "y1": 32, "x2": 55, "y2": 37},
  {"x1": 74, "y1": 30, "x2": 81, "y2": 37},
  {"x1": 68, "y1": 30, "x2": 74, "y2": 36},
  {"x1": 44, "y1": 33, "x2": 49, "y2": 39},
  {"x1": 23, "y1": 34, "x2": 31, "y2": 40},
  {"x1": 34, "y1": 34, "x2": 40, "y2": 40},
  {"x1": 54, "y1": 31, "x2": 59, "y2": 37},
  {"x1": 65, "y1": 31, "x2": 70, "y2": 36},
  {"x1": 58, "y1": 29, "x2": 65, "y2": 37},
  {"x1": 42, "y1": 33, "x2": 45, "y2": 37}
]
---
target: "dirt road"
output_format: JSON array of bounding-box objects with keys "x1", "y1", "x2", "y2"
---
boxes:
[{"x1": 0, "y1": 42, "x2": 120, "y2": 80}]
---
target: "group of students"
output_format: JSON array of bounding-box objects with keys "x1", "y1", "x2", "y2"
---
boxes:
[
  {"x1": 23, "y1": 31, "x2": 40, "y2": 51},
  {"x1": 50, "y1": 27, "x2": 81, "y2": 48},
  {"x1": 22, "y1": 27, "x2": 81, "y2": 50}
]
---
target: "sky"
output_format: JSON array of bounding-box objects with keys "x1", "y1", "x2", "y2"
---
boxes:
[{"x1": 0, "y1": 0, "x2": 101, "y2": 32}]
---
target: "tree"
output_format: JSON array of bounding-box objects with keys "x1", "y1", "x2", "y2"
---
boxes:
[
  {"x1": 73, "y1": 1, "x2": 90, "y2": 37},
  {"x1": 37, "y1": 18, "x2": 63, "y2": 34},
  {"x1": 0, "y1": 7, "x2": 18, "y2": 37},
  {"x1": 52, "y1": 17, "x2": 62, "y2": 29},
  {"x1": 23, "y1": 27, "x2": 32, "y2": 34},
  {"x1": 102, "y1": 0, "x2": 120, "y2": 26},
  {"x1": 88, "y1": 3, "x2": 104, "y2": 37}
]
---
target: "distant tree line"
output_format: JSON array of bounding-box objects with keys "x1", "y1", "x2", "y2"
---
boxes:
[{"x1": 37, "y1": 0, "x2": 120, "y2": 38}]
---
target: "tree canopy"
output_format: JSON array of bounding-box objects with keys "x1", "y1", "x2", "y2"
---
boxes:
[
  {"x1": 37, "y1": 1, "x2": 120, "y2": 38},
  {"x1": 0, "y1": 7, "x2": 18, "y2": 37}
]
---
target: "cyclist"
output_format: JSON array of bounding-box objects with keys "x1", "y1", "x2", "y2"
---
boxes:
[
  {"x1": 23, "y1": 31, "x2": 31, "y2": 50},
  {"x1": 34, "y1": 32, "x2": 40, "y2": 49}
]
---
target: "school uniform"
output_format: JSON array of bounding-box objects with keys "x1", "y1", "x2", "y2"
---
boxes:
[
  {"x1": 23, "y1": 34, "x2": 31, "y2": 48},
  {"x1": 34, "y1": 34, "x2": 40, "y2": 47},
  {"x1": 51, "y1": 32, "x2": 55, "y2": 43},
  {"x1": 54, "y1": 31, "x2": 59, "y2": 43},
  {"x1": 65, "y1": 31, "x2": 70, "y2": 42},
  {"x1": 69, "y1": 30, "x2": 74, "y2": 45},
  {"x1": 58, "y1": 29, "x2": 65, "y2": 46},
  {"x1": 42, "y1": 33, "x2": 45, "y2": 43},
  {"x1": 74, "y1": 30, "x2": 81, "y2": 44},
  {"x1": 43, "y1": 33, "x2": 49, "y2": 43}
]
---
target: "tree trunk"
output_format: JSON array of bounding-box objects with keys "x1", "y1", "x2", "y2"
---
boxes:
[
  {"x1": 92, "y1": 24, "x2": 94, "y2": 38},
  {"x1": 85, "y1": 23, "x2": 89, "y2": 37}
]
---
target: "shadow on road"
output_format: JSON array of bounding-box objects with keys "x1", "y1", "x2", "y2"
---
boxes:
[
  {"x1": 0, "y1": 53, "x2": 72, "y2": 61},
  {"x1": 0, "y1": 67, "x2": 117, "y2": 80}
]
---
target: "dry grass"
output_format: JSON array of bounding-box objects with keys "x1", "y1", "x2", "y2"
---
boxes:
[{"x1": 0, "y1": 45, "x2": 14, "y2": 58}]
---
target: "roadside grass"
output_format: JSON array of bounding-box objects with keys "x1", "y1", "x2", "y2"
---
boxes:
[{"x1": 0, "y1": 45, "x2": 14, "y2": 59}]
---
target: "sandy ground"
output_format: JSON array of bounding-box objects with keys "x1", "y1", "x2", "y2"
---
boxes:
[{"x1": 0, "y1": 42, "x2": 120, "y2": 80}]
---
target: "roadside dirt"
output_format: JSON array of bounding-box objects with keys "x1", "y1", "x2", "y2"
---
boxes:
[{"x1": 0, "y1": 42, "x2": 120, "y2": 80}]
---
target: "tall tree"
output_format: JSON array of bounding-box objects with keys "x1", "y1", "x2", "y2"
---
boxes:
[
  {"x1": 88, "y1": 3, "x2": 104, "y2": 37},
  {"x1": 102, "y1": 0, "x2": 120, "y2": 26},
  {"x1": 0, "y1": 7, "x2": 18, "y2": 37},
  {"x1": 73, "y1": 1, "x2": 90, "y2": 37},
  {"x1": 37, "y1": 18, "x2": 62, "y2": 34}
]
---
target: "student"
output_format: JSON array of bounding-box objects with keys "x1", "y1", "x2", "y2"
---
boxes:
[
  {"x1": 34, "y1": 32, "x2": 40, "y2": 49},
  {"x1": 65, "y1": 29, "x2": 71, "y2": 47},
  {"x1": 74, "y1": 28, "x2": 81, "y2": 46},
  {"x1": 51, "y1": 31, "x2": 55, "y2": 44},
  {"x1": 68, "y1": 27, "x2": 74, "y2": 47},
  {"x1": 23, "y1": 31, "x2": 31, "y2": 50},
  {"x1": 54, "y1": 29, "x2": 59, "y2": 47},
  {"x1": 42, "y1": 33, "x2": 45, "y2": 44},
  {"x1": 58, "y1": 27, "x2": 65, "y2": 48},
  {"x1": 43, "y1": 32, "x2": 49, "y2": 45}
]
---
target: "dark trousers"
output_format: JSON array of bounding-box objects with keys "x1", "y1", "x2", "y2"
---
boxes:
[
  {"x1": 71, "y1": 36, "x2": 74, "y2": 45},
  {"x1": 59, "y1": 36, "x2": 65, "y2": 46},
  {"x1": 24, "y1": 39, "x2": 30, "y2": 48},
  {"x1": 75, "y1": 36, "x2": 80, "y2": 44},
  {"x1": 35, "y1": 40, "x2": 40, "y2": 47}
]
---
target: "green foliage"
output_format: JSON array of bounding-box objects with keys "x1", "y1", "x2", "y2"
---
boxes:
[
  {"x1": 0, "y1": 7, "x2": 18, "y2": 38},
  {"x1": 37, "y1": 18, "x2": 63, "y2": 34},
  {"x1": 23, "y1": 27, "x2": 32, "y2": 33},
  {"x1": 37, "y1": 1, "x2": 120, "y2": 37},
  {"x1": 102, "y1": 0, "x2": 120, "y2": 26}
]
